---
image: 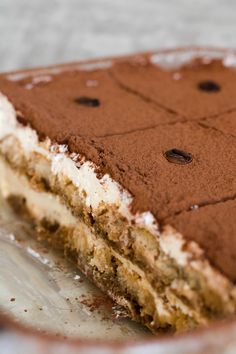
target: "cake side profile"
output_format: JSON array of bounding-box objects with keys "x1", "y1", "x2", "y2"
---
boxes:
[{"x1": 0, "y1": 48, "x2": 236, "y2": 333}]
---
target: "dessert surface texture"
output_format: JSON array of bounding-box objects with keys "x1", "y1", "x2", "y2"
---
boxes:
[{"x1": 0, "y1": 49, "x2": 235, "y2": 333}]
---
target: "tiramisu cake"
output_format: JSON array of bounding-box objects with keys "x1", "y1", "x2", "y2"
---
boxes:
[{"x1": 0, "y1": 48, "x2": 236, "y2": 333}]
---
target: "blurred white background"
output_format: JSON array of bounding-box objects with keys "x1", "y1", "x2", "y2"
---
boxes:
[{"x1": 0, "y1": 0, "x2": 236, "y2": 72}]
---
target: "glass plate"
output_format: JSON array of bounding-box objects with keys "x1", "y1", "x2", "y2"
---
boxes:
[{"x1": 0, "y1": 195, "x2": 149, "y2": 341}]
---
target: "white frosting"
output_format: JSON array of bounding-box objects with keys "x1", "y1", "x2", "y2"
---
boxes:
[
  {"x1": 160, "y1": 229, "x2": 188, "y2": 267},
  {"x1": 150, "y1": 49, "x2": 236, "y2": 70},
  {"x1": 0, "y1": 156, "x2": 76, "y2": 225},
  {"x1": 0, "y1": 93, "x2": 157, "y2": 233},
  {"x1": 6, "y1": 60, "x2": 112, "y2": 83}
]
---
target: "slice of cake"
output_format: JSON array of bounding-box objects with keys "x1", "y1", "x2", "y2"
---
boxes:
[{"x1": 0, "y1": 48, "x2": 236, "y2": 333}]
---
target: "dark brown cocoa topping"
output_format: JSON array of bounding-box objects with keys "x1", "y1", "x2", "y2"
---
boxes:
[
  {"x1": 164, "y1": 149, "x2": 193, "y2": 165},
  {"x1": 203, "y1": 111, "x2": 236, "y2": 138},
  {"x1": 0, "y1": 50, "x2": 236, "y2": 281},
  {"x1": 74, "y1": 96, "x2": 100, "y2": 107},
  {"x1": 0, "y1": 70, "x2": 176, "y2": 139},
  {"x1": 111, "y1": 58, "x2": 236, "y2": 119},
  {"x1": 198, "y1": 80, "x2": 221, "y2": 92},
  {"x1": 86, "y1": 122, "x2": 236, "y2": 226},
  {"x1": 166, "y1": 199, "x2": 236, "y2": 281}
]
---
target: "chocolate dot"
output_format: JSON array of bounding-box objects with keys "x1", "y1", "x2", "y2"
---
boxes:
[
  {"x1": 164, "y1": 149, "x2": 193, "y2": 165},
  {"x1": 74, "y1": 96, "x2": 100, "y2": 107},
  {"x1": 16, "y1": 114, "x2": 28, "y2": 126},
  {"x1": 198, "y1": 80, "x2": 220, "y2": 92}
]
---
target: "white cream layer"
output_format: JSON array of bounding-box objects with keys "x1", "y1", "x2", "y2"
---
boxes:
[
  {"x1": 0, "y1": 154, "x2": 234, "y2": 320},
  {"x1": 0, "y1": 156, "x2": 76, "y2": 225},
  {"x1": 0, "y1": 156, "x2": 207, "y2": 325}
]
